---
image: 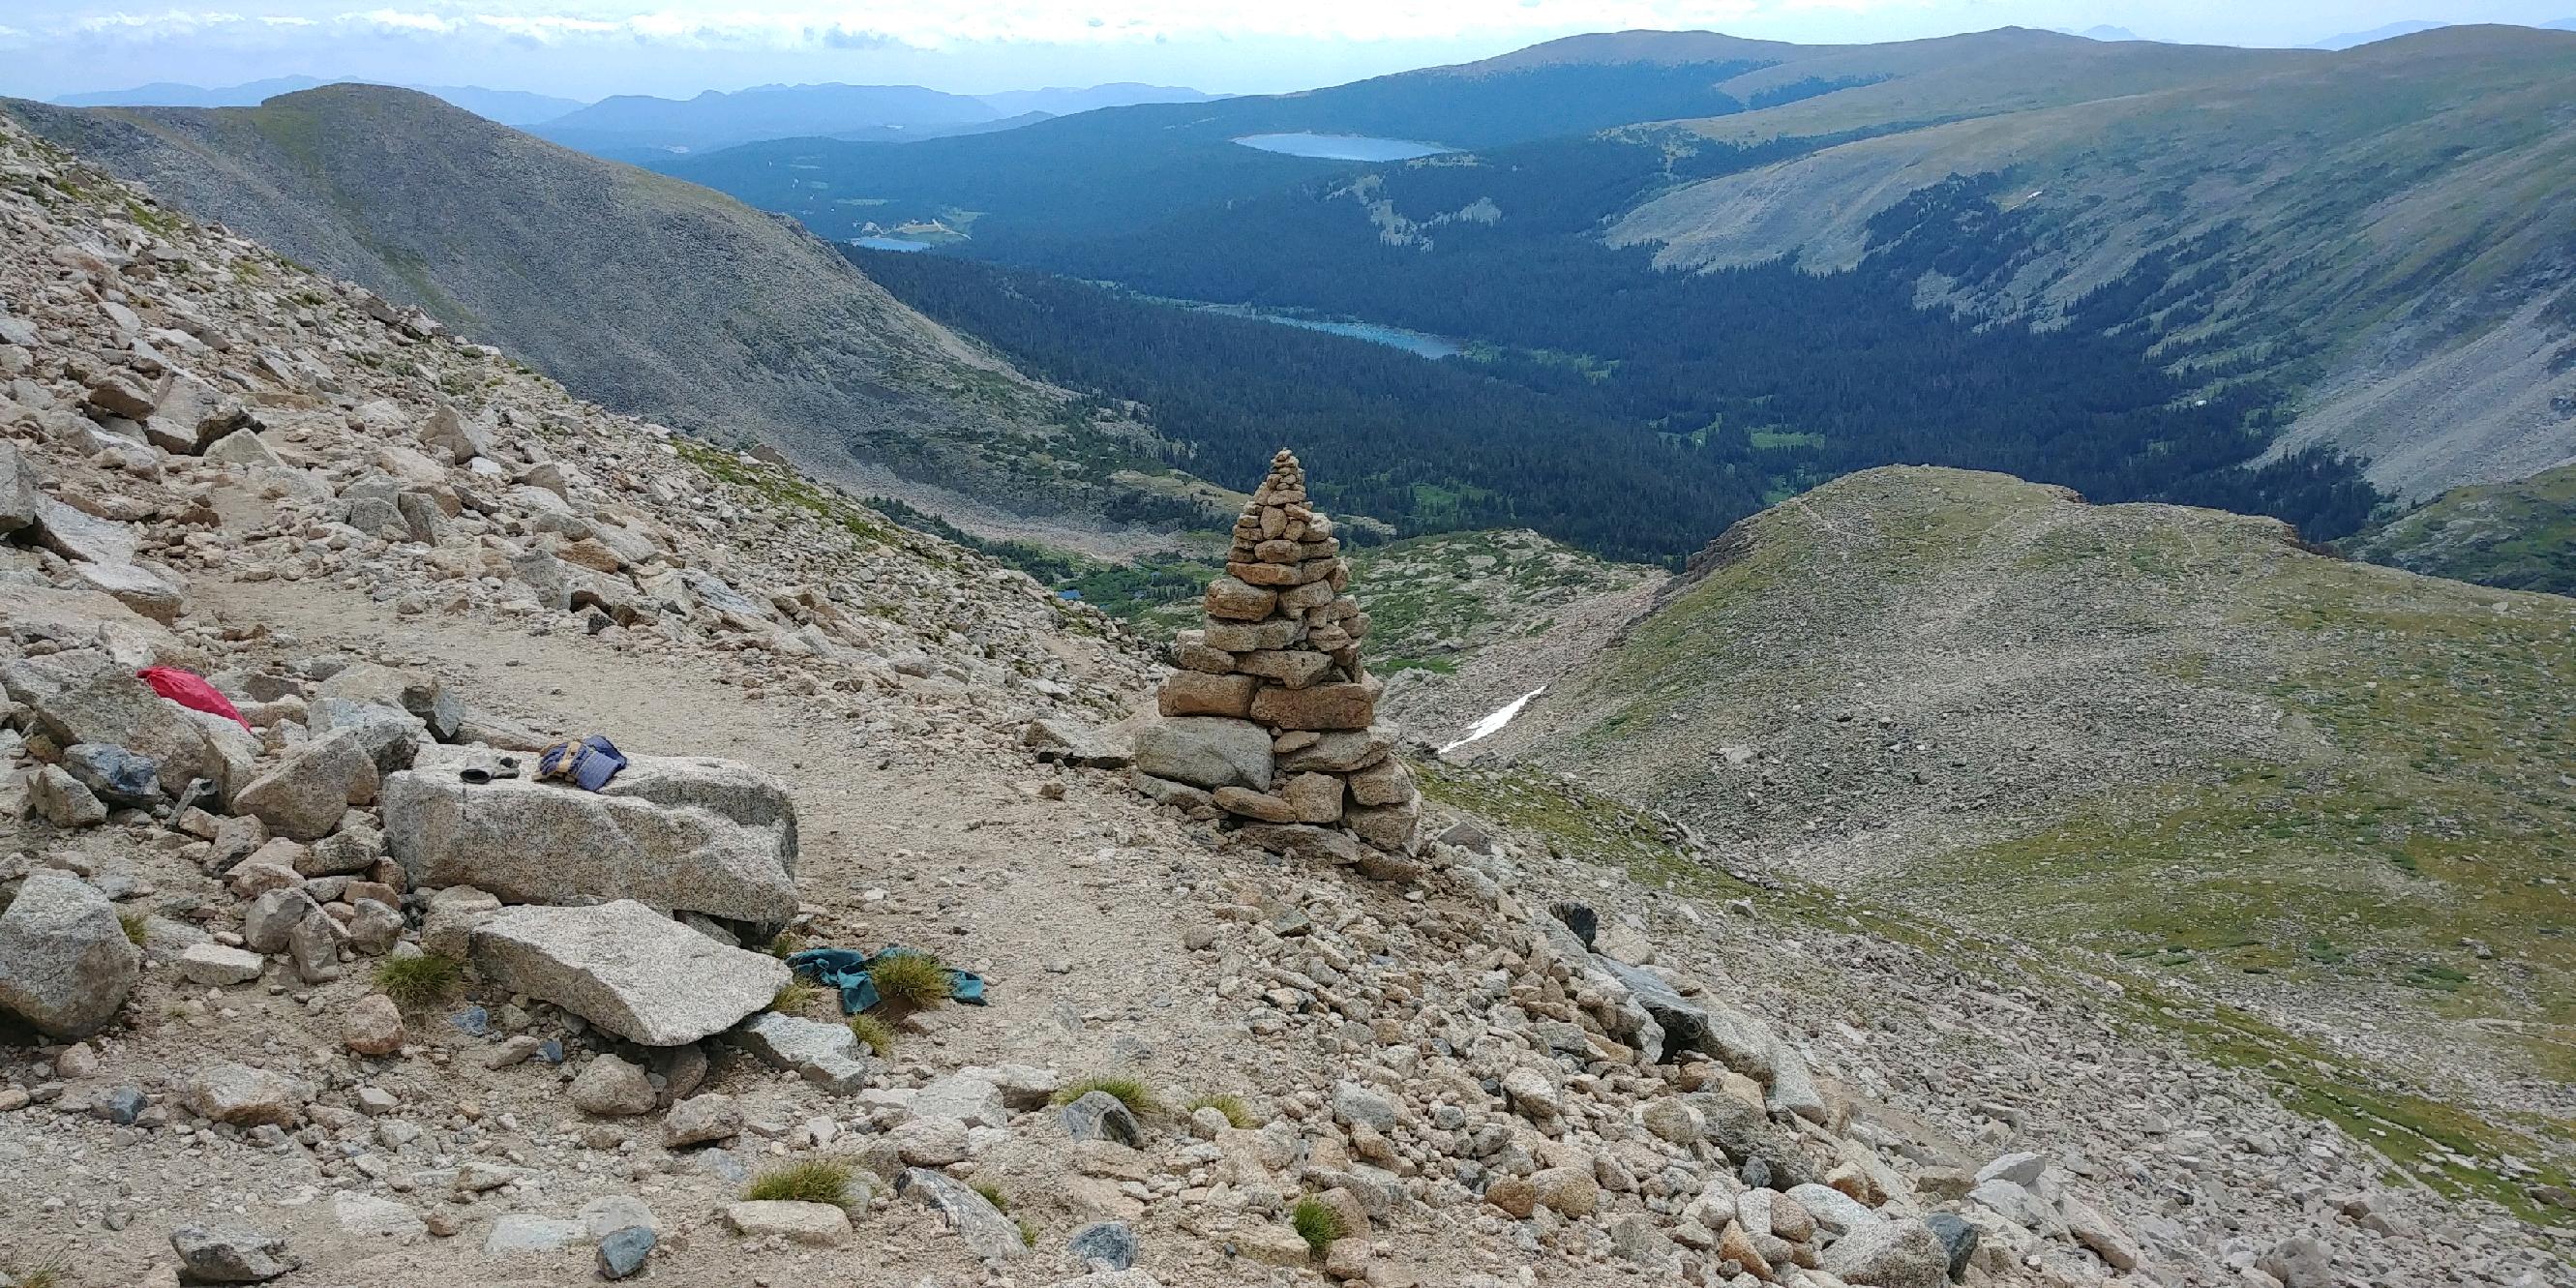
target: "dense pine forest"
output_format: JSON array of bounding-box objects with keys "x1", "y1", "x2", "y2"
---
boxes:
[
  {"x1": 857, "y1": 248, "x2": 1767, "y2": 562},
  {"x1": 857, "y1": 130, "x2": 2381, "y2": 562},
  {"x1": 1000, "y1": 136, "x2": 2385, "y2": 543}
]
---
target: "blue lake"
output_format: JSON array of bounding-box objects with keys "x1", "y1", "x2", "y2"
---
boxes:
[
  {"x1": 1232, "y1": 133, "x2": 1452, "y2": 162},
  {"x1": 1174, "y1": 300, "x2": 1463, "y2": 359},
  {"x1": 852, "y1": 236, "x2": 931, "y2": 252}
]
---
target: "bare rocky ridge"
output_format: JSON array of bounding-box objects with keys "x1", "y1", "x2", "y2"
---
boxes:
[
  {"x1": 0, "y1": 101, "x2": 2565, "y2": 1288},
  {"x1": 0, "y1": 85, "x2": 1193, "y2": 528}
]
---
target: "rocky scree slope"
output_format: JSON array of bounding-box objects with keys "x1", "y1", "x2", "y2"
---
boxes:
[
  {"x1": 0, "y1": 110, "x2": 2563, "y2": 1288},
  {"x1": 1452, "y1": 465, "x2": 2576, "y2": 1218},
  {"x1": 0, "y1": 85, "x2": 1192, "y2": 527},
  {"x1": 1613, "y1": 25, "x2": 2576, "y2": 505}
]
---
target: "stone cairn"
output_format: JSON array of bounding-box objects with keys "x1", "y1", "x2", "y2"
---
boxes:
[{"x1": 1131, "y1": 450, "x2": 1422, "y2": 856}]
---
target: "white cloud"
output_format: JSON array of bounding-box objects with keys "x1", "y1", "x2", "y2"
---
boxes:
[{"x1": 17, "y1": 1, "x2": 1777, "y2": 51}]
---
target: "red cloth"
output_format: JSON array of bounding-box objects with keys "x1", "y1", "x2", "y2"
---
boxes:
[{"x1": 137, "y1": 666, "x2": 253, "y2": 732}]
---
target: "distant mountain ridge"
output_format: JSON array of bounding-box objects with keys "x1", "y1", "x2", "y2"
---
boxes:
[
  {"x1": 0, "y1": 85, "x2": 1198, "y2": 527},
  {"x1": 529, "y1": 80, "x2": 1216, "y2": 160},
  {"x1": 53, "y1": 76, "x2": 585, "y2": 127},
  {"x1": 1614, "y1": 25, "x2": 2576, "y2": 504}
]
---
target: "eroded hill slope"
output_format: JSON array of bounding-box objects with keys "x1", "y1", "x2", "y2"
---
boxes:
[{"x1": 1, "y1": 86, "x2": 1196, "y2": 531}]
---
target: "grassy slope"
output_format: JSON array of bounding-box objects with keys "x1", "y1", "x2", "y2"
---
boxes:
[
  {"x1": 1347, "y1": 529, "x2": 1658, "y2": 674},
  {"x1": 2351, "y1": 464, "x2": 2576, "y2": 594},
  {"x1": 0, "y1": 86, "x2": 1195, "y2": 521},
  {"x1": 1500, "y1": 465, "x2": 2576, "y2": 1213}
]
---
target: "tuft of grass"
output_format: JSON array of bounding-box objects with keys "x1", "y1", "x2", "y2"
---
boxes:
[
  {"x1": 373, "y1": 954, "x2": 464, "y2": 1007},
  {"x1": 972, "y1": 1181, "x2": 1009, "y2": 1213},
  {"x1": 764, "y1": 932, "x2": 808, "y2": 960},
  {"x1": 742, "y1": 1158, "x2": 854, "y2": 1209},
  {"x1": 1291, "y1": 1196, "x2": 1346, "y2": 1257},
  {"x1": 770, "y1": 980, "x2": 824, "y2": 1015},
  {"x1": 1051, "y1": 1074, "x2": 1158, "y2": 1118},
  {"x1": 846, "y1": 1013, "x2": 895, "y2": 1056},
  {"x1": 867, "y1": 951, "x2": 952, "y2": 1013},
  {"x1": 1016, "y1": 1217, "x2": 1038, "y2": 1248},
  {"x1": 9, "y1": 1248, "x2": 71, "y2": 1288},
  {"x1": 1187, "y1": 1093, "x2": 1258, "y2": 1129},
  {"x1": 119, "y1": 908, "x2": 150, "y2": 944}
]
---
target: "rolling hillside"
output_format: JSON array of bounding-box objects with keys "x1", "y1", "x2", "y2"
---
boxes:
[
  {"x1": 1, "y1": 86, "x2": 1206, "y2": 527},
  {"x1": 1449, "y1": 465, "x2": 2576, "y2": 1193},
  {"x1": 2349, "y1": 463, "x2": 2576, "y2": 593},
  {"x1": 1616, "y1": 25, "x2": 2576, "y2": 504}
]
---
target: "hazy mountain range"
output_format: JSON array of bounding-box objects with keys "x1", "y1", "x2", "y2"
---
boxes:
[{"x1": 47, "y1": 76, "x2": 1220, "y2": 160}]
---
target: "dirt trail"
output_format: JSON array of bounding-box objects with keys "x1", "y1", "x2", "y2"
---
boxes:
[{"x1": 204, "y1": 576, "x2": 1245, "y2": 1119}]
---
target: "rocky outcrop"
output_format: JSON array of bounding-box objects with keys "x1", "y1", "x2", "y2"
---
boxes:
[
  {"x1": 383, "y1": 756, "x2": 797, "y2": 927},
  {"x1": 466, "y1": 900, "x2": 790, "y2": 1045},
  {"x1": 1129, "y1": 451, "x2": 1420, "y2": 856}
]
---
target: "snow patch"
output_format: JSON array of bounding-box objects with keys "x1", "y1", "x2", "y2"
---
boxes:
[{"x1": 1439, "y1": 686, "x2": 1545, "y2": 756}]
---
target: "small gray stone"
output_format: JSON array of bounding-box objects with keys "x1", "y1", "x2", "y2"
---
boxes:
[
  {"x1": 718, "y1": 1201, "x2": 850, "y2": 1245},
  {"x1": 1331, "y1": 1081, "x2": 1398, "y2": 1133},
  {"x1": 597, "y1": 1225, "x2": 655, "y2": 1279},
  {"x1": 733, "y1": 1011, "x2": 873, "y2": 1093},
  {"x1": 899, "y1": 1168, "x2": 1026, "y2": 1262},
  {"x1": 1061, "y1": 1090, "x2": 1144, "y2": 1147},
  {"x1": 1819, "y1": 1218, "x2": 1951, "y2": 1288},
  {"x1": 178, "y1": 943, "x2": 268, "y2": 986},
  {"x1": 663, "y1": 1093, "x2": 742, "y2": 1146},
  {"x1": 1068, "y1": 1220, "x2": 1139, "y2": 1271},
  {"x1": 571, "y1": 1054, "x2": 658, "y2": 1116},
  {"x1": 169, "y1": 1224, "x2": 298, "y2": 1282}
]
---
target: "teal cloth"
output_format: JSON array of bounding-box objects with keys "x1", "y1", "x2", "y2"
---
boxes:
[{"x1": 786, "y1": 946, "x2": 986, "y2": 1013}]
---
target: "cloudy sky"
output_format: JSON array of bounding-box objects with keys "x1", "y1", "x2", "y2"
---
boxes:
[{"x1": 3, "y1": 1, "x2": 2570, "y2": 101}]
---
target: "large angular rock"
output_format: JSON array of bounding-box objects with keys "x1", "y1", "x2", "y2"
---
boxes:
[
  {"x1": 1249, "y1": 678, "x2": 1378, "y2": 731},
  {"x1": 1020, "y1": 718, "x2": 1131, "y2": 769},
  {"x1": 308, "y1": 696, "x2": 428, "y2": 772},
  {"x1": 734, "y1": 1011, "x2": 874, "y2": 1093},
  {"x1": 0, "y1": 870, "x2": 139, "y2": 1037},
  {"x1": 383, "y1": 757, "x2": 798, "y2": 926},
  {"x1": 233, "y1": 730, "x2": 377, "y2": 840},
  {"x1": 29, "y1": 764, "x2": 107, "y2": 826},
  {"x1": 185, "y1": 1063, "x2": 311, "y2": 1126},
  {"x1": 316, "y1": 661, "x2": 462, "y2": 741},
  {"x1": 901, "y1": 1168, "x2": 1029, "y2": 1261},
  {"x1": 468, "y1": 901, "x2": 789, "y2": 1046},
  {"x1": 31, "y1": 494, "x2": 140, "y2": 565},
  {"x1": 62, "y1": 742, "x2": 162, "y2": 805},
  {"x1": 71, "y1": 559, "x2": 184, "y2": 624},
  {"x1": 0, "y1": 439, "x2": 36, "y2": 533},
  {"x1": 1131, "y1": 717, "x2": 1273, "y2": 792},
  {"x1": 0, "y1": 583, "x2": 187, "y2": 669},
  {"x1": 718, "y1": 1201, "x2": 849, "y2": 1245},
  {"x1": 2, "y1": 650, "x2": 228, "y2": 795}
]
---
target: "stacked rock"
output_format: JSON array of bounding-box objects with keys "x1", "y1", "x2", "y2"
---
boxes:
[{"x1": 1131, "y1": 450, "x2": 1422, "y2": 856}]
